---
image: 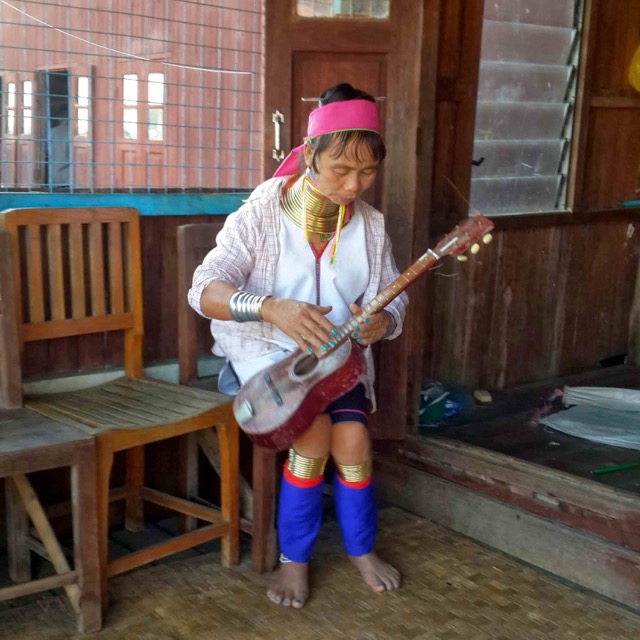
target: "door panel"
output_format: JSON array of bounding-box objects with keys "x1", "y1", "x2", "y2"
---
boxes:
[
  {"x1": 2, "y1": 73, "x2": 18, "y2": 187},
  {"x1": 71, "y1": 66, "x2": 94, "y2": 190},
  {"x1": 291, "y1": 53, "x2": 387, "y2": 141},
  {"x1": 115, "y1": 60, "x2": 166, "y2": 190},
  {"x1": 265, "y1": 0, "x2": 424, "y2": 439},
  {"x1": 16, "y1": 72, "x2": 36, "y2": 188}
]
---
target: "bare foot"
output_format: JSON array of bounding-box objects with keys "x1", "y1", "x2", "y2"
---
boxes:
[
  {"x1": 349, "y1": 552, "x2": 401, "y2": 593},
  {"x1": 266, "y1": 561, "x2": 309, "y2": 608}
]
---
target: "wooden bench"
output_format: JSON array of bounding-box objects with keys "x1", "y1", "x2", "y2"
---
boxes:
[
  {"x1": 0, "y1": 207, "x2": 240, "y2": 615},
  {"x1": 177, "y1": 221, "x2": 277, "y2": 572}
]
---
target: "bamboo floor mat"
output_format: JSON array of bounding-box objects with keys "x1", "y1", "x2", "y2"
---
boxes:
[{"x1": 2, "y1": 507, "x2": 639, "y2": 640}]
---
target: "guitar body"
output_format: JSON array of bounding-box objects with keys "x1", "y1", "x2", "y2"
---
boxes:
[{"x1": 233, "y1": 339, "x2": 366, "y2": 450}]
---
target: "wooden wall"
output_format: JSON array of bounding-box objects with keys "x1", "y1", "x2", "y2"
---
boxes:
[
  {"x1": 427, "y1": 216, "x2": 640, "y2": 389},
  {"x1": 422, "y1": 0, "x2": 640, "y2": 393}
]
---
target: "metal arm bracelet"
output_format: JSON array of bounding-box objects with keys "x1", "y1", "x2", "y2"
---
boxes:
[{"x1": 228, "y1": 290, "x2": 270, "y2": 323}]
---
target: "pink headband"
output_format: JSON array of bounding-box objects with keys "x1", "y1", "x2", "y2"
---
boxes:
[{"x1": 273, "y1": 99, "x2": 381, "y2": 177}]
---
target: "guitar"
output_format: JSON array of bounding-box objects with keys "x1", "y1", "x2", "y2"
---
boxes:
[{"x1": 233, "y1": 214, "x2": 495, "y2": 450}]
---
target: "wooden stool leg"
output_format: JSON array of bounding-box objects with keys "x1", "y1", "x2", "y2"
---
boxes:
[
  {"x1": 251, "y1": 446, "x2": 277, "y2": 573},
  {"x1": 96, "y1": 442, "x2": 114, "y2": 614},
  {"x1": 125, "y1": 445, "x2": 145, "y2": 532},
  {"x1": 11, "y1": 474, "x2": 80, "y2": 608},
  {"x1": 72, "y1": 448, "x2": 102, "y2": 633},
  {"x1": 177, "y1": 433, "x2": 198, "y2": 533},
  {"x1": 5, "y1": 477, "x2": 31, "y2": 583},
  {"x1": 217, "y1": 416, "x2": 239, "y2": 567}
]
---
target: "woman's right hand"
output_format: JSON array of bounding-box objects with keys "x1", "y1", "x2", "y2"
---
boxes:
[{"x1": 262, "y1": 297, "x2": 334, "y2": 353}]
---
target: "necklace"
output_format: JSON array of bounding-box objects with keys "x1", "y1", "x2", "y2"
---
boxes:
[{"x1": 281, "y1": 175, "x2": 341, "y2": 235}]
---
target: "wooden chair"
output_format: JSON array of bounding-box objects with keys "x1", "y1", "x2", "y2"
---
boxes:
[
  {"x1": 0, "y1": 231, "x2": 101, "y2": 633},
  {"x1": 177, "y1": 221, "x2": 277, "y2": 572},
  {"x1": 0, "y1": 207, "x2": 239, "y2": 614}
]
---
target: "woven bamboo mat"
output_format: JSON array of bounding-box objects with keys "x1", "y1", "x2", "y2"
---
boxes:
[{"x1": 2, "y1": 507, "x2": 639, "y2": 640}]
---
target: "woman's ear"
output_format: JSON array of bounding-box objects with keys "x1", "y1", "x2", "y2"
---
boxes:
[{"x1": 303, "y1": 143, "x2": 313, "y2": 168}]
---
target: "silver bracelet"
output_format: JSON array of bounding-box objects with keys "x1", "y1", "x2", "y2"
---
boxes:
[
  {"x1": 229, "y1": 290, "x2": 270, "y2": 323},
  {"x1": 383, "y1": 310, "x2": 397, "y2": 338}
]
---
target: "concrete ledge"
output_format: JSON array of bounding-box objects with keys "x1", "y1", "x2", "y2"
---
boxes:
[{"x1": 375, "y1": 455, "x2": 640, "y2": 612}]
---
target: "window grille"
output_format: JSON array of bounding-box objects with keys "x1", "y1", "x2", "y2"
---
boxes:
[
  {"x1": 470, "y1": 0, "x2": 584, "y2": 215},
  {"x1": 0, "y1": 0, "x2": 262, "y2": 194}
]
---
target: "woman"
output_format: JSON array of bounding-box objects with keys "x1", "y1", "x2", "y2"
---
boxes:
[{"x1": 189, "y1": 83, "x2": 408, "y2": 608}]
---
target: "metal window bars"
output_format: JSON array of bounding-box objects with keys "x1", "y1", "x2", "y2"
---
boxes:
[{"x1": 0, "y1": 0, "x2": 263, "y2": 194}]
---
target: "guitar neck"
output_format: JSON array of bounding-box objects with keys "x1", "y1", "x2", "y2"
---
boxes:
[{"x1": 330, "y1": 245, "x2": 445, "y2": 348}]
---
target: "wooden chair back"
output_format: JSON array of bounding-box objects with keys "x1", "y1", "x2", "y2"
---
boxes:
[
  {"x1": 0, "y1": 207, "x2": 144, "y2": 378},
  {"x1": 177, "y1": 220, "x2": 225, "y2": 385},
  {"x1": 176, "y1": 219, "x2": 278, "y2": 572}
]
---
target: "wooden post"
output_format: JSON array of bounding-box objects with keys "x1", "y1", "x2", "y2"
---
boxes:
[{"x1": 0, "y1": 231, "x2": 22, "y2": 408}]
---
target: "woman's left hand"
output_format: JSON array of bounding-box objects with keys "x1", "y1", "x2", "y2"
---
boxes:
[{"x1": 348, "y1": 304, "x2": 389, "y2": 346}]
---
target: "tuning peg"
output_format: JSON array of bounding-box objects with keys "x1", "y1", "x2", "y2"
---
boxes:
[
  {"x1": 482, "y1": 233, "x2": 493, "y2": 244},
  {"x1": 457, "y1": 254, "x2": 468, "y2": 262},
  {"x1": 470, "y1": 243, "x2": 480, "y2": 254}
]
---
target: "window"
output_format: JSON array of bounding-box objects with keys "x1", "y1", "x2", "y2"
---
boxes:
[
  {"x1": 470, "y1": 0, "x2": 584, "y2": 215},
  {"x1": 7, "y1": 82, "x2": 15, "y2": 135},
  {"x1": 22, "y1": 80, "x2": 32, "y2": 135},
  {"x1": 297, "y1": 0, "x2": 389, "y2": 19},
  {"x1": 77, "y1": 76, "x2": 90, "y2": 136},
  {"x1": 147, "y1": 73, "x2": 164, "y2": 141},
  {"x1": 122, "y1": 73, "x2": 138, "y2": 139}
]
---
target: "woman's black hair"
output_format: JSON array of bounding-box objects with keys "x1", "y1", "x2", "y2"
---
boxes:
[
  {"x1": 306, "y1": 83, "x2": 386, "y2": 172},
  {"x1": 318, "y1": 83, "x2": 375, "y2": 105}
]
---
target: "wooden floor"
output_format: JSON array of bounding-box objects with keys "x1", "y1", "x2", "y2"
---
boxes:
[
  {"x1": 2, "y1": 507, "x2": 640, "y2": 640},
  {"x1": 426, "y1": 364, "x2": 640, "y2": 494}
]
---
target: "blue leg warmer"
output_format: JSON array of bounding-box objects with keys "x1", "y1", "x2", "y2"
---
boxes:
[
  {"x1": 333, "y1": 473, "x2": 377, "y2": 557},
  {"x1": 277, "y1": 464, "x2": 324, "y2": 563}
]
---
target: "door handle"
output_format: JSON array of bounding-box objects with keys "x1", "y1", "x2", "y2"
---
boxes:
[{"x1": 272, "y1": 110, "x2": 285, "y2": 161}]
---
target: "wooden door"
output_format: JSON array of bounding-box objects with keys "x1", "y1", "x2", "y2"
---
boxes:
[
  {"x1": 1, "y1": 74, "x2": 18, "y2": 187},
  {"x1": 115, "y1": 60, "x2": 167, "y2": 190},
  {"x1": 16, "y1": 73, "x2": 36, "y2": 188},
  {"x1": 71, "y1": 66, "x2": 94, "y2": 190},
  {"x1": 264, "y1": 0, "x2": 424, "y2": 439}
]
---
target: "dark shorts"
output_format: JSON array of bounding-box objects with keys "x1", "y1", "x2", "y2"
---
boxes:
[{"x1": 323, "y1": 383, "x2": 368, "y2": 426}]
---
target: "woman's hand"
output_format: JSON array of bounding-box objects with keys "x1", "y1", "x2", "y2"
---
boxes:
[
  {"x1": 349, "y1": 303, "x2": 390, "y2": 346},
  {"x1": 262, "y1": 297, "x2": 335, "y2": 353}
]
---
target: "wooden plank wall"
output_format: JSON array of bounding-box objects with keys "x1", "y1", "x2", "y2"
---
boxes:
[
  {"x1": 427, "y1": 217, "x2": 640, "y2": 389},
  {"x1": 425, "y1": 0, "x2": 640, "y2": 392}
]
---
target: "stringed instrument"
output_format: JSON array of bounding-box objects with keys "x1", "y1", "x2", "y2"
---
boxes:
[{"x1": 233, "y1": 214, "x2": 495, "y2": 450}]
